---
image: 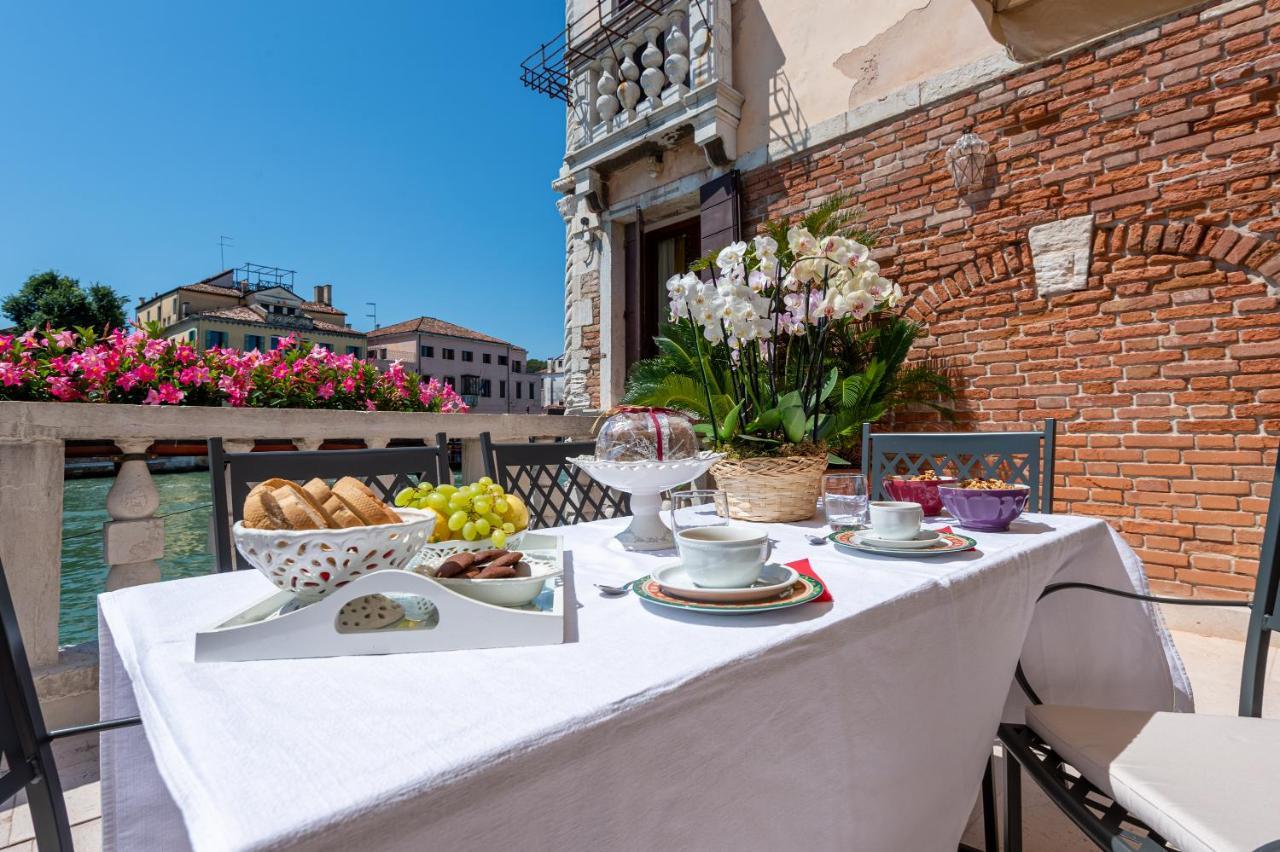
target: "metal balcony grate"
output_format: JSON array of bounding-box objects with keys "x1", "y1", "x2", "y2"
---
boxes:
[{"x1": 519, "y1": 0, "x2": 681, "y2": 105}]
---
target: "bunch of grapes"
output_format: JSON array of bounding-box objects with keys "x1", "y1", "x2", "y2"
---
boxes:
[{"x1": 394, "y1": 476, "x2": 519, "y2": 547}]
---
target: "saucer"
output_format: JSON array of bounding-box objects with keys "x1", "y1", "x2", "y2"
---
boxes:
[
  {"x1": 828, "y1": 528, "x2": 977, "y2": 557},
  {"x1": 633, "y1": 573, "x2": 824, "y2": 614},
  {"x1": 652, "y1": 563, "x2": 800, "y2": 603},
  {"x1": 854, "y1": 529, "x2": 942, "y2": 550}
]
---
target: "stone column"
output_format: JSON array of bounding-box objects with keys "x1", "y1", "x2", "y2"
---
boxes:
[
  {"x1": 0, "y1": 438, "x2": 65, "y2": 667},
  {"x1": 103, "y1": 440, "x2": 163, "y2": 592}
]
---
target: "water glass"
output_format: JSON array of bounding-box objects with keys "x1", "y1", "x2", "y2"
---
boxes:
[
  {"x1": 668, "y1": 489, "x2": 729, "y2": 539},
  {"x1": 823, "y1": 474, "x2": 869, "y2": 529}
]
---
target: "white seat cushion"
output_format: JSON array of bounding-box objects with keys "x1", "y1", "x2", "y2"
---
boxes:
[{"x1": 1026, "y1": 704, "x2": 1280, "y2": 852}]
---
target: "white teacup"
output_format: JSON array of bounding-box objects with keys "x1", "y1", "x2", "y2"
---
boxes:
[
  {"x1": 868, "y1": 501, "x2": 924, "y2": 541},
  {"x1": 676, "y1": 526, "x2": 772, "y2": 588}
]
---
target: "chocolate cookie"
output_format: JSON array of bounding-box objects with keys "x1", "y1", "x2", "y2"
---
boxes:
[
  {"x1": 469, "y1": 549, "x2": 506, "y2": 566},
  {"x1": 486, "y1": 551, "x2": 523, "y2": 569},
  {"x1": 475, "y1": 562, "x2": 519, "y2": 579},
  {"x1": 435, "y1": 552, "x2": 478, "y2": 578}
]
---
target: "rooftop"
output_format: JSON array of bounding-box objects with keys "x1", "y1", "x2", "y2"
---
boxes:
[
  {"x1": 189, "y1": 305, "x2": 362, "y2": 336},
  {"x1": 367, "y1": 316, "x2": 518, "y2": 348}
]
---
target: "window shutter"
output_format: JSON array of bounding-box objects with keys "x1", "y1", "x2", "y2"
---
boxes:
[
  {"x1": 699, "y1": 170, "x2": 741, "y2": 257},
  {"x1": 624, "y1": 210, "x2": 645, "y2": 368}
]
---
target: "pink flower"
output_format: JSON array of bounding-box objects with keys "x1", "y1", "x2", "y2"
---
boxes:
[
  {"x1": 173, "y1": 344, "x2": 197, "y2": 365},
  {"x1": 48, "y1": 376, "x2": 79, "y2": 401},
  {"x1": 0, "y1": 362, "x2": 25, "y2": 386},
  {"x1": 178, "y1": 364, "x2": 211, "y2": 385},
  {"x1": 142, "y1": 338, "x2": 169, "y2": 360},
  {"x1": 341, "y1": 376, "x2": 357, "y2": 393},
  {"x1": 142, "y1": 383, "x2": 184, "y2": 405},
  {"x1": 53, "y1": 330, "x2": 77, "y2": 348},
  {"x1": 0, "y1": 334, "x2": 12, "y2": 354},
  {"x1": 317, "y1": 381, "x2": 335, "y2": 400},
  {"x1": 271, "y1": 362, "x2": 290, "y2": 379},
  {"x1": 364, "y1": 399, "x2": 377, "y2": 411},
  {"x1": 18, "y1": 329, "x2": 39, "y2": 348}
]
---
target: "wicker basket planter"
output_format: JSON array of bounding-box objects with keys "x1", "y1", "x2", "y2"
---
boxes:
[{"x1": 710, "y1": 454, "x2": 828, "y2": 522}]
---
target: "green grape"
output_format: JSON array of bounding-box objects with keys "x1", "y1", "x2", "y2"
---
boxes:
[
  {"x1": 412, "y1": 496, "x2": 431, "y2": 510},
  {"x1": 393, "y1": 487, "x2": 415, "y2": 508},
  {"x1": 473, "y1": 496, "x2": 492, "y2": 515},
  {"x1": 448, "y1": 493, "x2": 470, "y2": 511},
  {"x1": 491, "y1": 529, "x2": 507, "y2": 548},
  {"x1": 436, "y1": 484, "x2": 457, "y2": 497},
  {"x1": 502, "y1": 522, "x2": 515, "y2": 534},
  {"x1": 414, "y1": 482, "x2": 434, "y2": 494},
  {"x1": 477, "y1": 476, "x2": 493, "y2": 487},
  {"x1": 474, "y1": 518, "x2": 491, "y2": 538},
  {"x1": 447, "y1": 510, "x2": 468, "y2": 531},
  {"x1": 483, "y1": 512, "x2": 502, "y2": 528},
  {"x1": 425, "y1": 492, "x2": 449, "y2": 511},
  {"x1": 492, "y1": 496, "x2": 509, "y2": 515},
  {"x1": 488, "y1": 484, "x2": 505, "y2": 497},
  {"x1": 461, "y1": 522, "x2": 478, "y2": 541}
]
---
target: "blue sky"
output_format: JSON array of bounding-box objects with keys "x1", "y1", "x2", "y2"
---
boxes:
[{"x1": 0, "y1": 1, "x2": 569, "y2": 358}]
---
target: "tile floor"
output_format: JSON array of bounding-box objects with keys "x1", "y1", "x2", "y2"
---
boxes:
[{"x1": 3, "y1": 630, "x2": 1276, "y2": 851}]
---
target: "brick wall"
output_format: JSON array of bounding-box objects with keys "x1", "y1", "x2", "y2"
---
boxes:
[{"x1": 742, "y1": 0, "x2": 1280, "y2": 598}]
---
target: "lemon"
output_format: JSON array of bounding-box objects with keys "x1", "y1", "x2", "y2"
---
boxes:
[
  {"x1": 425, "y1": 508, "x2": 450, "y2": 543},
  {"x1": 503, "y1": 493, "x2": 530, "y2": 532}
]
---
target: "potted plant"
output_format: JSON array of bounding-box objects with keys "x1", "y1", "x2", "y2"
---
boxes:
[{"x1": 622, "y1": 198, "x2": 954, "y2": 521}]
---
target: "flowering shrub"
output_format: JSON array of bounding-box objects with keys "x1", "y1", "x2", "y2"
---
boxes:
[{"x1": 0, "y1": 327, "x2": 469, "y2": 412}]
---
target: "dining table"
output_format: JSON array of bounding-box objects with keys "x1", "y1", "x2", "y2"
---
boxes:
[{"x1": 98, "y1": 511, "x2": 1191, "y2": 852}]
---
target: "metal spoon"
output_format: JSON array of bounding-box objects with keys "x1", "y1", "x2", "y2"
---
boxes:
[
  {"x1": 594, "y1": 579, "x2": 640, "y2": 596},
  {"x1": 805, "y1": 534, "x2": 828, "y2": 546}
]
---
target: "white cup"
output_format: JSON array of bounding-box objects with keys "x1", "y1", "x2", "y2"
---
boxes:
[
  {"x1": 676, "y1": 526, "x2": 772, "y2": 588},
  {"x1": 868, "y1": 501, "x2": 924, "y2": 541}
]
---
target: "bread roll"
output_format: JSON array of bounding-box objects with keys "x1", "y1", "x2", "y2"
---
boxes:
[
  {"x1": 243, "y1": 489, "x2": 288, "y2": 529},
  {"x1": 332, "y1": 477, "x2": 402, "y2": 525},
  {"x1": 275, "y1": 489, "x2": 326, "y2": 530},
  {"x1": 303, "y1": 478, "x2": 332, "y2": 506},
  {"x1": 323, "y1": 495, "x2": 365, "y2": 528},
  {"x1": 260, "y1": 477, "x2": 337, "y2": 528}
]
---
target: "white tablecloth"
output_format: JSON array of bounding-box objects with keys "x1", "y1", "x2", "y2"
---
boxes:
[{"x1": 99, "y1": 513, "x2": 1190, "y2": 852}]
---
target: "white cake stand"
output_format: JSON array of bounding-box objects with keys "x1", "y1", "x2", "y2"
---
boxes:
[{"x1": 569, "y1": 452, "x2": 724, "y2": 551}]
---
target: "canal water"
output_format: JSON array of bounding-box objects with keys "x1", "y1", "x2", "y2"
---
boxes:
[{"x1": 61, "y1": 470, "x2": 215, "y2": 646}]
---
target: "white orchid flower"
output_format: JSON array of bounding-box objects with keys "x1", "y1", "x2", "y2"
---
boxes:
[
  {"x1": 787, "y1": 226, "x2": 817, "y2": 256},
  {"x1": 715, "y1": 241, "x2": 748, "y2": 270},
  {"x1": 753, "y1": 234, "x2": 778, "y2": 257}
]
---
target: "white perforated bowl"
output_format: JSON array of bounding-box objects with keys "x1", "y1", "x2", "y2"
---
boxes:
[
  {"x1": 233, "y1": 508, "x2": 435, "y2": 602},
  {"x1": 406, "y1": 532, "x2": 527, "y2": 572}
]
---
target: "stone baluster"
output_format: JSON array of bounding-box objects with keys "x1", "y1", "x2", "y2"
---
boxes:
[
  {"x1": 103, "y1": 440, "x2": 163, "y2": 592},
  {"x1": 688, "y1": 0, "x2": 716, "y2": 90},
  {"x1": 664, "y1": 7, "x2": 691, "y2": 99},
  {"x1": 595, "y1": 56, "x2": 620, "y2": 125},
  {"x1": 617, "y1": 41, "x2": 641, "y2": 121},
  {"x1": 639, "y1": 25, "x2": 666, "y2": 108},
  {"x1": 0, "y1": 437, "x2": 64, "y2": 668}
]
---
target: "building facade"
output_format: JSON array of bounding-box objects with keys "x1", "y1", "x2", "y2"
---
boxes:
[
  {"x1": 136, "y1": 270, "x2": 366, "y2": 356},
  {"x1": 367, "y1": 317, "x2": 542, "y2": 414},
  {"x1": 528, "y1": 0, "x2": 1280, "y2": 598},
  {"x1": 541, "y1": 353, "x2": 568, "y2": 411}
]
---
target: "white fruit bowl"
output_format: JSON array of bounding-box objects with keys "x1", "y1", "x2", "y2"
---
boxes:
[{"x1": 233, "y1": 507, "x2": 436, "y2": 603}]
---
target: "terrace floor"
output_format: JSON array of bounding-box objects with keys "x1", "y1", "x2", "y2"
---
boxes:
[{"x1": 3, "y1": 630, "x2": 1277, "y2": 852}]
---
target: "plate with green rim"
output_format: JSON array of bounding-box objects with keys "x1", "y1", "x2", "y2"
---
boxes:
[
  {"x1": 632, "y1": 573, "x2": 825, "y2": 614},
  {"x1": 828, "y1": 528, "x2": 977, "y2": 557}
]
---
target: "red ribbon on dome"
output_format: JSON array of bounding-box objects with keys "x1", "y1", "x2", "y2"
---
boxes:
[{"x1": 597, "y1": 406, "x2": 685, "y2": 460}]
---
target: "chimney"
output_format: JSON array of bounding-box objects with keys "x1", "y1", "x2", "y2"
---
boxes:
[
  {"x1": 323, "y1": 284, "x2": 333, "y2": 306},
  {"x1": 314, "y1": 284, "x2": 326, "y2": 305}
]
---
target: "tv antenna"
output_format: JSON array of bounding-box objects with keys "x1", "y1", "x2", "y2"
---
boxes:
[
  {"x1": 218, "y1": 235, "x2": 234, "y2": 270},
  {"x1": 366, "y1": 302, "x2": 378, "y2": 329}
]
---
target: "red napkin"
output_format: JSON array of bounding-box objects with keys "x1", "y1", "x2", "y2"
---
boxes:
[
  {"x1": 785, "y1": 558, "x2": 833, "y2": 603},
  {"x1": 935, "y1": 526, "x2": 953, "y2": 535}
]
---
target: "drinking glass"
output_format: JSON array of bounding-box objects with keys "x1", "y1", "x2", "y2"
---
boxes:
[
  {"x1": 823, "y1": 474, "x2": 868, "y2": 529},
  {"x1": 668, "y1": 489, "x2": 729, "y2": 540}
]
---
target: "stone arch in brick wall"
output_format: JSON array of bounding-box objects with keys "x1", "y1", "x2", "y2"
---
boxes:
[{"x1": 897, "y1": 219, "x2": 1279, "y2": 598}]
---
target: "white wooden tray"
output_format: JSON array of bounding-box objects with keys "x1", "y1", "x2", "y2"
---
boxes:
[{"x1": 195, "y1": 536, "x2": 565, "y2": 662}]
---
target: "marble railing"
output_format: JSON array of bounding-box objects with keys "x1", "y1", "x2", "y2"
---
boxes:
[{"x1": 0, "y1": 401, "x2": 595, "y2": 723}]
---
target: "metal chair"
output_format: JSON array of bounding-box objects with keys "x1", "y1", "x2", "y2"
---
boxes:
[
  {"x1": 208, "y1": 435, "x2": 451, "y2": 572},
  {"x1": 997, "y1": 448, "x2": 1280, "y2": 851},
  {"x1": 0, "y1": 556, "x2": 140, "y2": 851},
  {"x1": 479, "y1": 432, "x2": 629, "y2": 529},
  {"x1": 861, "y1": 420, "x2": 1056, "y2": 512}
]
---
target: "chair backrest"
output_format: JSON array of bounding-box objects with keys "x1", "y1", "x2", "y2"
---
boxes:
[
  {"x1": 208, "y1": 435, "x2": 452, "y2": 572},
  {"x1": 1240, "y1": 448, "x2": 1280, "y2": 717},
  {"x1": 479, "y1": 432, "x2": 629, "y2": 529},
  {"x1": 0, "y1": 557, "x2": 73, "y2": 849},
  {"x1": 861, "y1": 420, "x2": 1056, "y2": 513}
]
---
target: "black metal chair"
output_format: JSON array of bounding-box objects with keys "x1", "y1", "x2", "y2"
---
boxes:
[
  {"x1": 861, "y1": 420, "x2": 1056, "y2": 512},
  {"x1": 997, "y1": 449, "x2": 1280, "y2": 851},
  {"x1": 479, "y1": 432, "x2": 629, "y2": 529},
  {"x1": 208, "y1": 435, "x2": 451, "y2": 572},
  {"x1": 0, "y1": 557, "x2": 140, "y2": 851}
]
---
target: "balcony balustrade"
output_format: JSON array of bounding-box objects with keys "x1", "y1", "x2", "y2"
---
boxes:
[{"x1": 0, "y1": 401, "x2": 596, "y2": 727}]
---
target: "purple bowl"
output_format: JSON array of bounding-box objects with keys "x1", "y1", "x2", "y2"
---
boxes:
[{"x1": 938, "y1": 485, "x2": 1030, "y2": 532}]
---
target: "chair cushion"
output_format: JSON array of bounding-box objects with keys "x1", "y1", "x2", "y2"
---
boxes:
[{"x1": 1026, "y1": 704, "x2": 1280, "y2": 852}]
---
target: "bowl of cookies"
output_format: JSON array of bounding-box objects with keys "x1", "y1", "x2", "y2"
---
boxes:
[
  {"x1": 233, "y1": 476, "x2": 435, "y2": 602},
  {"x1": 882, "y1": 471, "x2": 958, "y2": 516},
  {"x1": 937, "y1": 478, "x2": 1030, "y2": 532},
  {"x1": 416, "y1": 547, "x2": 562, "y2": 608}
]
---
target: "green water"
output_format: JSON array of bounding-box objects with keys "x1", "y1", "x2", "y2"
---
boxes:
[{"x1": 60, "y1": 470, "x2": 215, "y2": 646}]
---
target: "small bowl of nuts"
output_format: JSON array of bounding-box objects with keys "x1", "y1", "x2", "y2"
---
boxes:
[
  {"x1": 883, "y1": 471, "x2": 958, "y2": 516},
  {"x1": 416, "y1": 547, "x2": 562, "y2": 608},
  {"x1": 937, "y1": 479, "x2": 1031, "y2": 532}
]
